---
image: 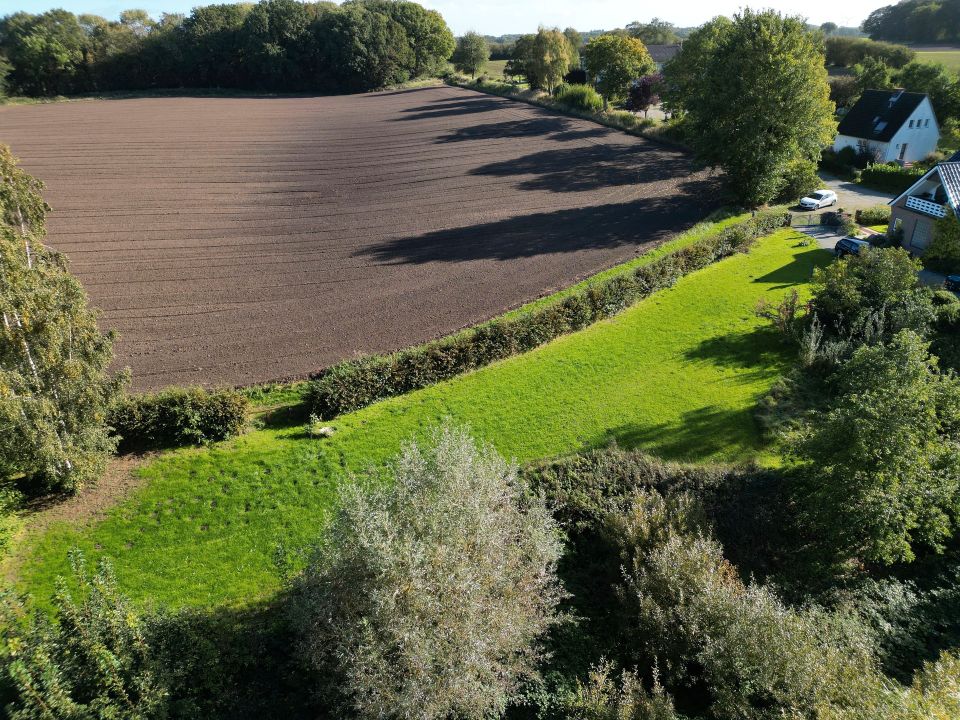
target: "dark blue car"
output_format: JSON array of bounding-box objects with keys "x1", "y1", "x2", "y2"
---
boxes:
[
  {"x1": 834, "y1": 237, "x2": 871, "y2": 258},
  {"x1": 945, "y1": 275, "x2": 960, "y2": 292}
]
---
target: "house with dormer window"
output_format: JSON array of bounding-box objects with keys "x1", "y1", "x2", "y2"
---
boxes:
[{"x1": 833, "y1": 89, "x2": 939, "y2": 165}]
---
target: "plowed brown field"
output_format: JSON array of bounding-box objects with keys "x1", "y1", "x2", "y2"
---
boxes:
[{"x1": 0, "y1": 85, "x2": 720, "y2": 390}]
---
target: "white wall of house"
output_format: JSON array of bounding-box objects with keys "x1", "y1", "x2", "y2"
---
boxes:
[
  {"x1": 885, "y1": 97, "x2": 939, "y2": 163},
  {"x1": 832, "y1": 97, "x2": 940, "y2": 164},
  {"x1": 832, "y1": 134, "x2": 888, "y2": 157}
]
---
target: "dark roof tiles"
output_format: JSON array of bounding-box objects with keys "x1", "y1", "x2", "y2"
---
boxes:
[
  {"x1": 647, "y1": 44, "x2": 682, "y2": 64},
  {"x1": 837, "y1": 89, "x2": 928, "y2": 142}
]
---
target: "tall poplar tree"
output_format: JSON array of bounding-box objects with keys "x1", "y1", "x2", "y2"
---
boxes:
[{"x1": 0, "y1": 145, "x2": 126, "y2": 493}]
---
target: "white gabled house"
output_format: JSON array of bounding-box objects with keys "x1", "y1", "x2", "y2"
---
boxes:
[
  {"x1": 833, "y1": 89, "x2": 940, "y2": 165},
  {"x1": 888, "y1": 151, "x2": 960, "y2": 255}
]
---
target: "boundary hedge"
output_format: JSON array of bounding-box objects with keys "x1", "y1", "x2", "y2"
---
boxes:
[
  {"x1": 307, "y1": 211, "x2": 791, "y2": 419},
  {"x1": 109, "y1": 387, "x2": 248, "y2": 452}
]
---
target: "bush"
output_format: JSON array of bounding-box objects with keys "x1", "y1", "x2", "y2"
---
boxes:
[
  {"x1": 291, "y1": 425, "x2": 563, "y2": 719},
  {"x1": 808, "y1": 246, "x2": 934, "y2": 348},
  {"x1": 933, "y1": 289, "x2": 960, "y2": 307},
  {"x1": 926, "y1": 211, "x2": 960, "y2": 273},
  {"x1": 609, "y1": 487, "x2": 891, "y2": 720},
  {"x1": 307, "y1": 211, "x2": 791, "y2": 418},
  {"x1": 0, "y1": 551, "x2": 168, "y2": 717},
  {"x1": 777, "y1": 160, "x2": 821, "y2": 202},
  {"x1": 855, "y1": 205, "x2": 892, "y2": 225},
  {"x1": 859, "y1": 163, "x2": 925, "y2": 194},
  {"x1": 109, "y1": 387, "x2": 248, "y2": 451},
  {"x1": 554, "y1": 83, "x2": 603, "y2": 112},
  {"x1": 563, "y1": 68, "x2": 588, "y2": 85}
]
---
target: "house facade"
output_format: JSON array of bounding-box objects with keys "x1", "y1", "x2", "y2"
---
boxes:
[
  {"x1": 833, "y1": 89, "x2": 940, "y2": 164},
  {"x1": 888, "y1": 152, "x2": 960, "y2": 255}
]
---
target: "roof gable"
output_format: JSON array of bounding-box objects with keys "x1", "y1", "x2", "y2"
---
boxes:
[
  {"x1": 837, "y1": 89, "x2": 928, "y2": 143},
  {"x1": 889, "y1": 160, "x2": 960, "y2": 211},
  {"x1": 646, "y1": 44, "x2": 681, "y2": 64}
]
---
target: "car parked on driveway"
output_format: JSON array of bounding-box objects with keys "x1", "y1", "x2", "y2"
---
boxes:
[
  {"x1": 799, "y1": 189, "x2": 838, "y2": 210},
  {"x1": 835, "y1": 237, "x2": 871, "y2": 258}
]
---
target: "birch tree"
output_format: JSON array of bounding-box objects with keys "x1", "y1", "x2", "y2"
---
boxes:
[{"x1": 0, "y1": 144, "x2": 126, "y2": 493}]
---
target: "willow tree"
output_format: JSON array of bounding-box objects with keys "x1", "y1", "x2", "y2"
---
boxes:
[{"x1": 0, "y1": 145, "x2": 126, "y2": 493}]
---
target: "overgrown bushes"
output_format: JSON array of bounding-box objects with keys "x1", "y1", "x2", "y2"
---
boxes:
[
  {"x1": 554, "y1": 83, "x2": 603, "y2": 112},
  {"x1": 307, "y1": 211, "x2": 791, "y2": 419},
  {"x1": 109, "y1": 387, "x2": 248, "y2": 451},
  {"x1": 855, "y1": 205, "x2": 892, "y2": 225},
  {"x1": 859, "y1": 163, "x2": 926, "y2": 194}
]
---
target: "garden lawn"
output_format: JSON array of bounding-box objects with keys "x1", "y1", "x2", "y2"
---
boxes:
[{"x1": 15, "y1": 229, "x2": 829, "y2": 610}]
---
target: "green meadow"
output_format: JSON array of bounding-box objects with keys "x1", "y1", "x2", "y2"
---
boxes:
[{"x1": 14, "y1": 229, "x2": 829, "y2": 610}]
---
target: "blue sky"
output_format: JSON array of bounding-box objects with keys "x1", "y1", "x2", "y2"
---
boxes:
[{"x1": 7, "y1": 0, "x2": 884, "y2": 36}]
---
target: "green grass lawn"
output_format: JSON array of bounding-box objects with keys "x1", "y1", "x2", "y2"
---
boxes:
[
  {"x1": 916, "y1": 50, "x2": 960, "y2": 72},
  {"x1": 484, "y1": 59, "x2": 508, "y2": 78},
  {"x1": 14, "y1": 230, "x2": 829, "y2": 610}
]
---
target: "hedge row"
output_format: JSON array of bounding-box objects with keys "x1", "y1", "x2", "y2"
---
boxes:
[
  {"x1": 109, "y1": 387, "x2": 249, "y2": 452},
  {"x1": 306, "y1": 211, "x2": 792, "y2": 419},
  {"x1": 854, "y1": 206, "x2": 891, "y2": 225},
  {"x1": 858, "y1": 163, "x2": 925, "y2": 195}
]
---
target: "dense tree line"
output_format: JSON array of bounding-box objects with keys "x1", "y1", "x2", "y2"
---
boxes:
[
  {"x1": 864, "y1": 0, "x2": 960, "y2": 44},
  {"x1": 0, "y1": 0, "x2": 454, "y2": 96}
]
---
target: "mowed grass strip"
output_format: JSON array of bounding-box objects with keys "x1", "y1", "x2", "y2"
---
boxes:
[
  {"x1": 16, "y1": 230, "x2": 829, "y2": 609},
  {"x1": 916, "y1": 50, "x2": 960, "y2": 71}
]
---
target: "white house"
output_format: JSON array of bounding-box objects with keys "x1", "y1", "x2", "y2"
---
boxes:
[{"x1": 833, "y1": 89, "x2": 940, "y2": 165}]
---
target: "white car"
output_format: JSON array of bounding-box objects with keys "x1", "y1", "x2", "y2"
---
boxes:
[{"x1": 799, "y1": 189, "x2": 837, "y2": 210}]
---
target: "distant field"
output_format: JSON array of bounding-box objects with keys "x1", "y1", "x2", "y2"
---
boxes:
[
  {"x1": 916, "y1": 50, "x2": 960, "y2": 71},
  {"x1": 15, "y1": 229, "x2": 826, "y2": 609},
  {"x1": 485, "y1": 59, "x2": 509, "y2": 78},
  {"x1": 0, "y1": 86, "x2": 718, "y2": 390}
]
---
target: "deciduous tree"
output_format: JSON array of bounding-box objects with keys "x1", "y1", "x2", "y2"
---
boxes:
[
  {"x1": 582, "y1": 34, "x2": 654, "y2": 105},
  {"x1": 665, "y1": 10, "x2": 835, "y2": 206},
  {"x1": 792, "y1": 331, "x2": 960, "y2": 565},
  {"x1": 0, "y1": 145, "x2": 126, "y2": 493},
  {"x1": 451, "y1": 31, "x2": 488, "y2": 77}
]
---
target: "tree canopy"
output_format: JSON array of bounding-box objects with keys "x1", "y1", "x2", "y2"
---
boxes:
[
  {"x1": 293, "y1": 425, "x2": 562, "y2": 719},
  {"x1": 0, "y1": 145, "x2": 126, "y2": 493},
  {"x1": 451, "y1": 31, "x2": 489, "y2": 77},
  {"x1": 792, "y1": 331, "x2": 960, "y2": 566},
  {"x1": 0, "y1": 0, "x2": 455, "y2": 95},
  {"x1": 507, "y1": 28, "x2": 578, "y2": 93},
  {"x1": 663, "y1": 10, "x2": 835, "y2": 206},
  {"x1": 582, "y1": 34, "x2": 654, "y2": 104}
]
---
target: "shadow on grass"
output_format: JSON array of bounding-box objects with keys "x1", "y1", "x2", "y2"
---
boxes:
[
  {"x1": 752, "y1": 247, "x2": 831, "y2": 288},
  {"x1": 598, "y1": 405, "x2": 761, "y2": 463},
  {"x1": 148, "y1": 593, "x2": 324, "y2": 719},
  {"x1": 682, "y1": 326, "x2": 793, "y2": 378}
]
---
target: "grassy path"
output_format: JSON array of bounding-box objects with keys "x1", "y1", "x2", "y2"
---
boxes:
[{"x1": 15, "y1": 230, "x2": 829, "y2": 609}]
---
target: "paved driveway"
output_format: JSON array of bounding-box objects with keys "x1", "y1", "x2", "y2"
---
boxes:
[{"x1": 790, "y1": 174, "x2": 894, "y2": 220}]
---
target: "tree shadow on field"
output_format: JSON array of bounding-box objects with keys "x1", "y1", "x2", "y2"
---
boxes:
[
  {"x1": 358, "y1": 179, "x2": 721, "y2": 266},
  {"x1": 469, "y1": 143, "x2": 694, "y2": 193},
  {"x1": 598, "y1": 405, "x2": 760, "y2": 463},
  {"x1": 437, "y1": 116, "x2": 574, "y2": 141},
  {"x1": 751, "y1": 247, "x2": 831, "y2": 288},
  {"x1": 394, "y1": 97, "x2": 510, "y2": 121},
  {"x1": 682, "y1": 327, "x2": 792, "y2": 380}
]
